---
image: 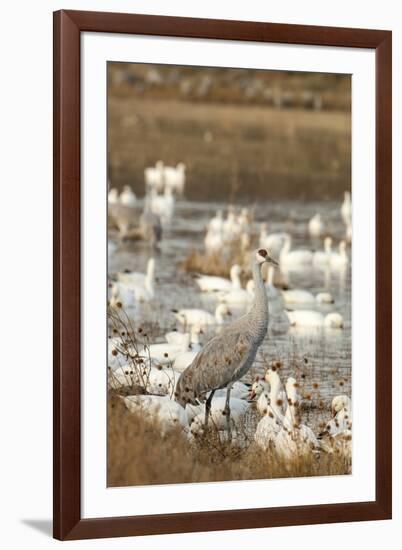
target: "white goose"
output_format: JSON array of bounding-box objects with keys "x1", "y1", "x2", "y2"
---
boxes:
[
  {"x1": 259, "y1": 223, "x2": 290, "y2": 258},
  {"x1": 264, "y1": 266, "x2": 284, "y2": 315},
  {"x1": 165, "y1": 326, "x2": 203, "y2": 348},
  {"x1": 150, "y1": 187, "x2": 175, "y2": 222},
  {"x1": 108, "y1": 188, "x2": 119, "y2": 204},
  {"x1": 313, "y1": 237, "x2": 333, "y2": 267},
  {"x1": 109, "y1": 282, "x2": 137, "y2": 311},
  {"x1": 123, "y1": 395, "x2": 188, "y2": 434},
  {"x1": 147, "y1": 333, "x2": 191, "y2": 365},
  {"x1": 319, "y1": 395, "x2": 352, "y2": 458},
  {"x1": 308, "y1": 213, "x2": 324, "y2": 237},
  {"x1": 284, "y1": 377, "x2": 319, "y2": 450},
  {"x1": 286, "y1": 310, "x2": 344, "y2": 328},
  {"x1": 341, "y1": 191, "x2": 352, "y2": 225},
  {"x1": 172, "y1": 303, "x2": 231, "y2": 328},
  {"x1": 204, "y1": 228, "x2": 224, "y2": 255},
  {"x1": 255, "y1": 371, "x2": 319, "y2": 456},
  {"x1": 188, "y1": 397, "x2": 249, "y2": 436},
  {"x1": 195, "y1": 264, "x2": 242, "y2": 292},
  {"x1": 214, "y1": 381, "x2": 250, "y2": 400},
  {"x1": 171, "y1": 328, "x2": 204, "y2": 372},
  {"x1": 208, "y1": 210, "x2": 224, "y2": 233},
  {"x1": 330, "y1": 240, "x2": 349, "y2": 269},
  {"x1": 282, "y1": 289, "x2": 315, "y2": 305},
  {"x1": 315, "y1": 292, "x2": 334, "y2": 304},
  {"x1": 254, "y1": 369, "x2": 287, "y2": 451},
  {"x1": 218, "y1": 279, "x2": 254, "y2": 305},
  {"x1": 164, "y1": 162, "x2": 186, "y2": 195},
  {"x1": 144, "y1": 161, "x2": 165, "y2": 193},
  {"x1": 117, "y1": 258, "x2": 155, "y2": 302},
  {"x1": 143, "y1": 366, "x2": 180, "y2": 396},
  {"x1": 249, "y1": 378, "x2": 271, "y2": 416},
  {"x1": 222, "y1": 211, "x2": 241, "y2": 243},
  {"x1": 119, "y1": 185, "x2": 137, "y2": 207},
  {"x1": 280, "y1": 236, "x2": 313, "y2": 269}
]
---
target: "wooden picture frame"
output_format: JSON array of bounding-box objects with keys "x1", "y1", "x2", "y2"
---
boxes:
[{"x1": 53, "y1": 10, "x2": 392, "y2": 540}]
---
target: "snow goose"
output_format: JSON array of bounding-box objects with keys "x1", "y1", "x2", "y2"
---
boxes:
[
  {"x1": 148, "y1": 333, "x2": 191, "y2": 365},
  {"x1": 164, "y1": 162, "x2": 186, "y2": 195},
  {"x1": 249, "y1": 378, "x2": 271, "y2": 416},
  {"x1": 308, "y1": 213, "x2": 324, "y2": 237},
  {"x1": 123, "y1": 395, "x2": 188, "y2": 434},
  {"x1": 286, "y1": 310, "x2": 344, "y2": 328},
  {"x1": 214, "y1": 381, "x2": 250, "y2": 401},
  {"x1": 171, "y1": 328, "x2": 204, "y2": 372},
  {"x1": 204, "y1": 228, "x2": 223, "y2": 255},
  {"x1": 195, "y1": 264, "x2": 242, "y2": 292},
  {"x1": 144, "y1": 161, "x2": 165, "y2": 193},
  {"x1": 108, "y1": 188, "x2": 119, "y2": 204},
  {"x1": 172, "y1": 304, "x2": 231, "y2": 328},
  {"x1": 318, "y1": 395, "x2": 352, "y2": 458},
  {"x1": 282, "y1": 289, "x2": 315, "y2": 305},
  {"x1": 109, "y1": 282, "x2": 137, "y2": 311},
  {"x1": 143, "y1": 366, "x2": 180, "y2": 396},
  {"x1": 341, "y1": 191, "x2": 352, "y2": 225},
  {"x1": 259, "y1": 223, "x2": 290, "y2": 258},
  {"x1": 222, "y1": 211, "x2": 241, "y2": 243},
  {"x1": 265, "y1": 368, "x2": 288, "y2": 418},
  {"x1": 208, "y1": 210, "x2": 224, "y2": 233},
  {"x1": 119, "y1": 185, "x2": 137, "y2": 207},
  {"x1": 188, "y1": 397, "x2": 249, "y2": 436},
  {"x1": 313, "y1": 236, "x2": 333, "y2": 267},
  {"x1": 330, "y1": 240, "x2": 349, "y2": 269},
  {"x1": 254, "y1": 405, "x2": 283, "y2": 450},
  {"x1": 218, "y1": 279, "x2": 254, "y2": 305},
  {"x1": 237, "y1": 207, "x2": 251, "y2": 233},
  {"x1": 280, "y1": 236, "x2": 313, "y2": 269},
  {"x1": 150, "y1": 187, "x2": 175, "y2": 222},
  {"x1": 315, "y1": 292, "x2": 334, "y2": 304},
  {"x1": 116, "y1": 258, "x2": 155, "y2": 302},
  {"x1": 284, "y1": 377, "x2": 319, "y2": 449}
]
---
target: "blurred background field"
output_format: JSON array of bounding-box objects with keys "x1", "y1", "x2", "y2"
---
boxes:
[{"x1": 108, "y1": 63, "x2": 351, "y2": 201}]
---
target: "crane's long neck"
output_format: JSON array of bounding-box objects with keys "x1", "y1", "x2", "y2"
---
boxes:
[{"x1": 248, "y1": 260, "x2": 269, "y2": 343}]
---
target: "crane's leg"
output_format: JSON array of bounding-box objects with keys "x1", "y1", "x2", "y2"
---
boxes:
[
  {"x1": 224, "y1": 384, "x2": 232, "y2": 442},
  {"x1": 204, "y1": 390, "x2": 215, "y2": 429}
]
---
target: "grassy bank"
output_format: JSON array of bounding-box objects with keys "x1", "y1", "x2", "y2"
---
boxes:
[
  {"x1": 108, "y1": 395, "x2": 350, "y2": 487},
  {"x1": 108, "y1": 97, "x2": 351, "y2": 201}
]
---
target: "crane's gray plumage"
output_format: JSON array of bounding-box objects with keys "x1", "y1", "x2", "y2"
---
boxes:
[{"x1": 175, "y1": 249, "x2": 278, "y2": 433}]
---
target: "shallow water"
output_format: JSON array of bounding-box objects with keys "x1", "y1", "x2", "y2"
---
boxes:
[{"x1": 108, "y1": 199, "x2": 351, "y2": 430}]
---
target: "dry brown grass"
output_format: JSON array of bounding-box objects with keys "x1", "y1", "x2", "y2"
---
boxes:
[
  {"x1": 181, "y1": 248, "x2": 250, "y2": 278},
  {"x1": 108, "y1": 96, "x2": 351, "y2": 201},
  {"x1": 108, "y1": 393, "x2": 350, "y2": 488}
]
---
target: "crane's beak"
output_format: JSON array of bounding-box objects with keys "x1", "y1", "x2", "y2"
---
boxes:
[
  {"x1": 267, "y1": 255, "x2": 279, "y2": 267},
  {"x1": 248, "y1": 389, "x2": 257, "y2": 401}
]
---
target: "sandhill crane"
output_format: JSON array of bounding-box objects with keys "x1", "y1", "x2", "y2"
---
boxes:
[{"x1": 174, "y1": 249, "x2": 278, "y2": 439}]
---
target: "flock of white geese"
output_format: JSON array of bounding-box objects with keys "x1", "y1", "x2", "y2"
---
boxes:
[
  {"x1": 109, "y1": 190, "x2": 351, "y2": 330},
  {"x1": 108, "y1": 169, "x2": 352, "y2": 461},
  {"x1": 110, "y1": 352, "x2": 352, "y2": 458}
]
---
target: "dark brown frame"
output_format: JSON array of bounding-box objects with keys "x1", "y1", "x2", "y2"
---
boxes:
[{"x1": 54, "y1": 10, "x2": 392, "y2": 541}]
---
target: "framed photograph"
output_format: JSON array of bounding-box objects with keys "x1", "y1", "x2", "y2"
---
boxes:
[{"x1": 53, "y1": 10, "x2": 392, "y2": 540}]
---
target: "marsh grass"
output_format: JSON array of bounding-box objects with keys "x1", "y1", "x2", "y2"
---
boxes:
[
  {"x1": 108, "y1": 393, "x2": 350, "y2": 487},
  {"x1": 181, "y1": 248, "x2": 250, "y2": 278},
  {"x1": 108, "y1": 304, "x2": 178, "y2": 397}
]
